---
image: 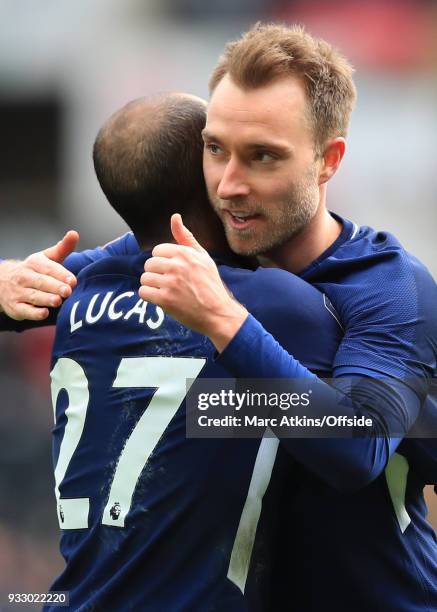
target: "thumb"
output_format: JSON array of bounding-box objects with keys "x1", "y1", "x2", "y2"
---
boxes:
[
  {"x1": 43, "y1": 230, "x2": 80, "y2": 263},
  {"x1": 170, "y1": 214, "x2": 206, "y2": 252}
]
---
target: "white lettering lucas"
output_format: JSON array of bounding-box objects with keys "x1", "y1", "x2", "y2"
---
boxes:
[{"x1": 69, "y1": 291, "x2": 165, "y2": 333}]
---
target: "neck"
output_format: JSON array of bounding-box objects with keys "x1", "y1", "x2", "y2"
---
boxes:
[
  {"x1": 184, "y1": 212, "x2": 234, "y2": 255},
  {"x1": 138, "y1": 208, "x2": 233, "y2": 256},
  {"x1": 258, "y1": 202, "x2": 342, "y2": 274}
]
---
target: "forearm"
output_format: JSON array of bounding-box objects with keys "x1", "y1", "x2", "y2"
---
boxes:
[{"x1": 216, "y1": 315, "x2": 420, "y2": 491}]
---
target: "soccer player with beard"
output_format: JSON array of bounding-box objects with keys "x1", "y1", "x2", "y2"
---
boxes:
[
  {"x1": 0, "y1": 22, "x2": 436, "y2": 612},
  {"x1": 137, "y1": 24, "x2": 437, "y2": 612}
]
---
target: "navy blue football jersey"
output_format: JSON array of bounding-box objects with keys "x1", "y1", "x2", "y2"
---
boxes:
[
  {"x1": 216, "y1": 215, "x2": 437, "y2": 611},
  {"x1": 47, "y1": 252, "x2": 340, "y2": 611}
]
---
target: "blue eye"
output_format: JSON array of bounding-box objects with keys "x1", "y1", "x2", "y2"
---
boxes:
[
  {"x1": 256, "y1": 151, "x2": 275, "y2": 162},
  {"x1": 205, "y1": 143, "x2": 222, "y2": 155}
]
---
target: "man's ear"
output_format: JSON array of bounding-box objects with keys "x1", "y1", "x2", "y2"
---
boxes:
[{"x1": 318, "y1": 137, "x2": 346, "y2": 185}]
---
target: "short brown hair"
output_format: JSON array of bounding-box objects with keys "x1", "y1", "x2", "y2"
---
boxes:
[
  {"x1": 209, "y1": 23, "x2": 357, "y2": 154},
  {"x1": 93, "y1": 94, "x2": 207, "y2": 246}
]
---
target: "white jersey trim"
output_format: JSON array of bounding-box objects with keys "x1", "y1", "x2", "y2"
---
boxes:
[
  {"x1": 227, "y1": 433, "x2": 279, "y2": 593},
  {"x1": 349, "y1": 223, "x2": 359, "y2": 240}
]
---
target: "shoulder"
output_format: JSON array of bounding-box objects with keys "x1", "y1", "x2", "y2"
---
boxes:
[
  {"x1": 221, "y1": 264, "x2": 315, "y2": 304},
  {"x1": 101, "y1": 232, "x2": 140, "y2": 255},
  {"x1": 326, "y1": 223, "x2": 437, "y2": 382},
  {"x1": 339, "y1": 223, "x2": 437, "y2": 329},
  {"x1": 77, "y1": 253, "x2": 148, "y2": 284},
  {"x1": 219, "y1": 264, "x2": 341, "y2": 374},
  {"x1": 342, "y1": 223, "x2": 433, "y2": 286},
  {"x1": 221, "y1": 264, "x2": 341, "y2": 333},
  {"x1": 64, "y1": 233, "x2": 141, "y2": 275},
  {"x1": 319, "y1": 222, "x2": 436, "y2": 321}
]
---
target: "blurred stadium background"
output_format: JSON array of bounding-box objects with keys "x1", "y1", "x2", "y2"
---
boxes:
[{"x1": 0, "y1": 0, "x2": 436, "y2": 601}]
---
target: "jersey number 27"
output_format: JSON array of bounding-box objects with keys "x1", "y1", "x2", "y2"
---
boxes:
[{"x1": 50, "y1": 356, "x2": 206, "y2": 529}]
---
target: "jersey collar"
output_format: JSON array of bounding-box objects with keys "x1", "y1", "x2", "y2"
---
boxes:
[{"x1": 299, "y1": 212, "x2": 357, "y2": 279}]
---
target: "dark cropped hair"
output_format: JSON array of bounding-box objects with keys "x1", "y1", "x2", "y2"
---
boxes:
[{"x1": 93, "y1": 94, "x2": 208, "y2": 245}]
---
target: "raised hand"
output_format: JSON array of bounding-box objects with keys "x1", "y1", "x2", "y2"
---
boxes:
[
  {"x1": 0, "y1": 230, "x2": 79, "y2": 321},
  {"x1": 139, "y1": 214, "x2": 247, "y2": 352}
]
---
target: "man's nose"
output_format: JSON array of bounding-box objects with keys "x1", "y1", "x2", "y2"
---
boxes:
[{"x1": 217, "y1": 158, "x2": 250, "y2": 200}]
